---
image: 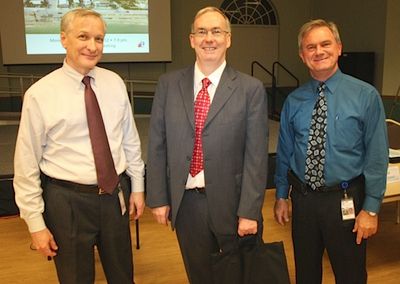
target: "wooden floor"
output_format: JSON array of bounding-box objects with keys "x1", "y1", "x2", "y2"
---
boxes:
[{"x1": 0, "y1": 190, "x2": 399, "y2": 284}]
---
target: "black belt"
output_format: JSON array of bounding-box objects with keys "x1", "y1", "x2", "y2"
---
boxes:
[
  {"x1": 43, "y1": 174, "x2": 123, "y2": 195},
  {"x1": 288, "y1": 169, "x2": 364, "y2": 195},
  {"x1": 187, "y1": 187, "x2": 206, "y2": 193}
]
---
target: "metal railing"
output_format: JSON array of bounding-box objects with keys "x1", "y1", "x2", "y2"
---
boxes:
[
  {"x1": 0, "y1": 73, "x2": 42, "y2": 101},
  {"x1": 250, "y1": 60, "x2": 299, "y2": 120},
  {"x1": 272, "y1": 61, "x2": 299, "y2": 88},
  {"x1": 0, "y1": 73, "x2": 158, "y2": 119},
  {"x1": 251, "y1": 60, "x2": 274, "y2": 86}
]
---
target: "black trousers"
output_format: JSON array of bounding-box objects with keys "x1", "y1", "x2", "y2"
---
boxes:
[
  {"x1": 42, "y1": 175, "x2": 133, "y2": 284},
  {"x1": 175, "y1": 190, "x2": 263, "y2": 284},
  {"x1": 290, "y1": 179, "x2": 367, "y2": 284}
]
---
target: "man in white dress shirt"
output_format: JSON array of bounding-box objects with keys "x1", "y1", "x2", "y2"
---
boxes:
[{"x1": 13, "y1": 9, "x2": 145, "y2": 283}]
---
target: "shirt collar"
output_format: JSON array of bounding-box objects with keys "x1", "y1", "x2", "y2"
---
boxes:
[
  {"x1": 62, "y1": 59, "x2": 98, "y2": 89},
  {"x1": 311, "y1": 69, "x2": 343, "y2": 95},
  {"x1": 194, "y1": 61, "x2": 226, "y2": 88}
]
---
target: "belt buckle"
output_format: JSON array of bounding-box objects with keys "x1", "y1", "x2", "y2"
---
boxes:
[
  {"x1": 194, "y1": 187, "x2": 205, "y2": 193},
  {"x1": 98, "y1": 187, "x2": 107, "y2": 195}
]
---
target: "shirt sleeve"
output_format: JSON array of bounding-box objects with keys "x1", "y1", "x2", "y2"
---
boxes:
[
  {"x1": 275, "y1": 100, "x2": 294, "y2": 200},
  {"x1": 120, "y1": 83, "x2": 145, "y2": 193},
  {"x1": 361, "y1": 89, "x2": 389, "y2": 213},
  {"x1": 13, "y1": 91, "x2": 47, "y2": 233}
]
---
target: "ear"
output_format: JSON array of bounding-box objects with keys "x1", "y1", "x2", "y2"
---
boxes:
[
  {"x1": 337, "y1": 42, "x2": 343, "y2": 56},
  {"x1": 60, "y1": 32, "x2": 67, "y2": 49},
  {"x1": 299, "y1": 50, "x2": 305, "y2": 63},
  {"x1": 189, "y1": 34, "x2": 195, "y2": 49},
  {"x1": 226, "y1": 33, "x2": 231, "y2": 49}
]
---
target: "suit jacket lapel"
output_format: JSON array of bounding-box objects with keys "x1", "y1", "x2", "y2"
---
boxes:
[
  {"x1": 205, "y1": 65, "x2": 237, "y2": 127},
  {"x1": 179, "y1": 66, "x2": 195, "y2": 130}
]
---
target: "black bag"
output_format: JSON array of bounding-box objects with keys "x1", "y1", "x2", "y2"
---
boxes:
[{"x1": 211, "y1": 236, "x2": 290, "y2": 284}]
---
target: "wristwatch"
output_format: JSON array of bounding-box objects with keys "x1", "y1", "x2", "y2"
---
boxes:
[{"x1": 366, "y1": 210, "x2": 377, "y2": 217}]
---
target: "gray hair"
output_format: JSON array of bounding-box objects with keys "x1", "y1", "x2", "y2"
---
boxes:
[
  {"x1": 191, "y1": 6, "x2": 231, "y2": 33},
  {"x1": 61, "y1": 8, "x2": 106, "y2": 33},
  {"x1": 298, "y1": 19, "x2": 341, "y2": 50}
]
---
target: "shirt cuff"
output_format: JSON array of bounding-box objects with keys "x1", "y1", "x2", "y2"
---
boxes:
[
  {"x1": 275, "y1": 186, "x2": 289, "y2": 200},
  {"x1": 362, "y1": 195, "x2": 382, "y2": 214},
  {"x1": 131, "y1": 177, "x2": 145, "y2": 193},
  {"x1": 25, "y1": 215, "x2": 47, "y2": 233}
]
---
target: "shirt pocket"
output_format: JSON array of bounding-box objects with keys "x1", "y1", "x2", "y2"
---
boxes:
[{"x1": 332, "y1": 114, "x2": 363, "y2": 151}]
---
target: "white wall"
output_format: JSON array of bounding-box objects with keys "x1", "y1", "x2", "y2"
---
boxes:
[{"x1": 382, "y1": 0, "x2": 400, "y2": 97}]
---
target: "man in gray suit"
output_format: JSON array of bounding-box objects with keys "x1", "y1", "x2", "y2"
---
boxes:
[{"x1": 146, "y1": 6, "x2": 268, "y2": 284}]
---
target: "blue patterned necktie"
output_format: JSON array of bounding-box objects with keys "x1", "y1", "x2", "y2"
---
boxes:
[{"x1": 305, "y1": 82, "x2": 327, "y2": 190}]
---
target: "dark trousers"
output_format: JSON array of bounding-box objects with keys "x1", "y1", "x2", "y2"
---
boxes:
[
  {"x1": 42, "y1": 175, "x2": 133, "y2": 284},
  {"x1": 175, "y1": 190, "x2": 260, "y2": 284},
  {"x1": 290, "y1": 179, "x2": 367, "y2": 284}
]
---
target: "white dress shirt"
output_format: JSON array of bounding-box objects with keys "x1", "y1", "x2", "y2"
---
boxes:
[
  {"x1": 14, "y1": 60, "x2": 145, "y2": 232},
  {"x1": 185, "y1": 61, "x2": 226, "y2": 189}
]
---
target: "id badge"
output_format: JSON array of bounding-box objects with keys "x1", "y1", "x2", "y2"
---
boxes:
[
  {"x1": 118, "y1": 185, "x2": 127, "y2": 216},
  {"x1": 341, "y1": 197, "x2": 355, "y2": 220}
]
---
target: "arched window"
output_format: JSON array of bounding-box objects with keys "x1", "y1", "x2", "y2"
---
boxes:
[{"x1": 221, "y1": 0, "x2": 278, "y2": 26}]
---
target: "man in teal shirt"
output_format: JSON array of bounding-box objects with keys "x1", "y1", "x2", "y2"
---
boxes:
[{"x1": 274, "y1": 19, "x2": 388, "y2": 284}]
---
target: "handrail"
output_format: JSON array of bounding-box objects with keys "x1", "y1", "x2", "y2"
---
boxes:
[
  {"x1": 272, "y1": 61, "x2": 299, "y2": 87},
  {"x1": 0, "y1": 73, "x2": 158, "y2": 115},
  {"x1": 124, "y1": 79, "x2": 158, "y2": 112},
  {"x1": 250, "y1": 61, "x2": 278, "y2": 120},
  {"x1": 251, "y1": 61, "x2": 275, "y2": 86}
]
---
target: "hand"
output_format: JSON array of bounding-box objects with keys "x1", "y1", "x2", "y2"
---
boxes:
[
  {"x1": 31, "y1": 228, "x2": 58, "y2": 258},
  {"x1": 353, "y1": 210, "x2": 378, "y2": 244},
  {"x1": 151, "y1": 205, "x2": 170, "y2": 226},
  {"x1": 237, "y1": 217, "x2": 257, "y2": 237},
  {"x1": 274, "y1": 199, "x2": 290, "y2": 225},
  {"x1": 129, "y1": 192, "x2": 145, "y2": 219}
]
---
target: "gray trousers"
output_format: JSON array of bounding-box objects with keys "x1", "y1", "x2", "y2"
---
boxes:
[
  {"x1": 42, "y1": 174, "x2": 133, "y2": 284},
  {"x1": 175, "y1": 190, "x2": 263, "y2": 284}
]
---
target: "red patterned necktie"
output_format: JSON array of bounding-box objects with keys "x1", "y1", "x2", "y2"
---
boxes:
[
  {"x1": 83, "y1": 76, "x2": 119, "y2": 194},
  {"x1": 189, "y1": 78, "x2": 211, "y2": 177}
]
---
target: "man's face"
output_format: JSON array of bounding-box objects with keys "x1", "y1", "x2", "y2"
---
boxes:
[
  {"x1": 190, "y1": 11, "x2": 231, "y2": 71},
  {"x1": 299, "y1": 26, "x2": 342, "y2": 81},
  {"x1": 61, "y1": 15, "x2": 105, "y2": 75}
]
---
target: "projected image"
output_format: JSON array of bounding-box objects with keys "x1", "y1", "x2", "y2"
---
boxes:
[{"x1": 23, "y1": 0, "x2": 149, "y2": 54}]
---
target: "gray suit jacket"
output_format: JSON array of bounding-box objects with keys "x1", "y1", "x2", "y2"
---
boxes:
[{"x1": 146, "y1": 65, "x2": 268, "y2": 235}]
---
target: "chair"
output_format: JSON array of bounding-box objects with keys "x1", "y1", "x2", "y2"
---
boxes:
[
  {"x1": 266, "y1": 153, "x2": 277, "y2": 189},
  {"x1": 0, "y1": 174, "x2": 19, "y2": 217},
  {"x1": 386, "y1": 119, "x2": 400, "y2": 224},
  {"x1": 389, "y1": 85, "x2": 400, "y2": 119},
  {"x1": 386, "y1": 119, "x2": 400, "y2": 151}
]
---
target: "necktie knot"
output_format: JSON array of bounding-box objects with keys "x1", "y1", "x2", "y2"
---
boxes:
[
  {"x1": 202, "y1": 78, "x2": 211, "y2": 90},
  {"x1": 317, "y1": 82, "x2": 326, "y2": 95},
  {"x1": 82, "y1": 76, "x2": 91, "y2": 87}
]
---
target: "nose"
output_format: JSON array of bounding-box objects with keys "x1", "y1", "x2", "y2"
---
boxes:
[
  {"x1": 315, "y1": 44, "x2": 324, "y2": 54},
  {"x1": 86, "y1": 39, "x2": 97, "y2": 52},
  {"x1": 204, "y1": 31, "x2": 214, "y2": 41}
]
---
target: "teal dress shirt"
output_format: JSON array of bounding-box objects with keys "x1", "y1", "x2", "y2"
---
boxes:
[{"x1": 275, "y1": 69, "x2": 388, "y2": 213}]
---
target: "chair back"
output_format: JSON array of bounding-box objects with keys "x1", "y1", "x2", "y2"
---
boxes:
[{"x1": 386, "y1": 119, "x2": 400, "y2": 149}]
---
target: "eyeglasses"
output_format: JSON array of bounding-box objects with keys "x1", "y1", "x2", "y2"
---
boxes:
[{"x1": 191, "y1": 28, "x2": 230, "y2": 38}]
